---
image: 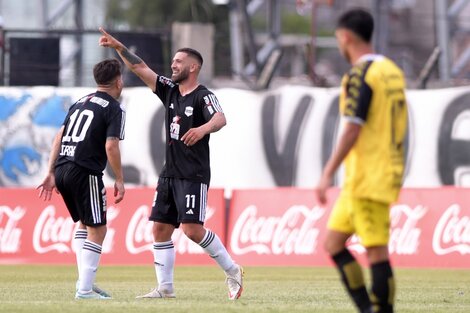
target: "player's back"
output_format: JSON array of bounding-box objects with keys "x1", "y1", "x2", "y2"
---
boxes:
[
  {"x1": 56, "y1": 91, "x2": 125, "y2": 174},
  {"x1": 341, "y1": 55, "x2": 407, "y2": 204}
]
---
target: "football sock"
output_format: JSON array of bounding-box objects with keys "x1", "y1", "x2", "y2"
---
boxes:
[
  {"x1": 332, "y1": 249, "x2": 372, "y2": 313},
  {"x1": 153, "y1": 241, "x2": 175, "y2": 292},
  {"x1": 73, "y1": 229, "x2": 87, "y2": 281},
  {"x1": 370, "y1": 261, "x2": 395, "y2": 313},
  {"x1": 199, "y1": 230, "x2": 237, "y2": 275},
  {"x1": 78, "y1": 240, "x2": 102, "y2": 293}
]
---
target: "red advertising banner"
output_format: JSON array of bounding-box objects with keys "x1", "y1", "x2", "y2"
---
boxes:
[
  {"x1": 0, "y1": 188, "x2": 226, "y2": 265},
  {"x1": 2, "y1": 187, "x2": 470, "y2": 268},
  {"x1": 227, "y1": 188, "x2": 470, "y2": 268}
]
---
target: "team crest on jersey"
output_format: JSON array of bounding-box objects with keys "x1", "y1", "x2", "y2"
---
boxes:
[{"x1": 184, "y1": 106, "x2": 193, "y2": 117}]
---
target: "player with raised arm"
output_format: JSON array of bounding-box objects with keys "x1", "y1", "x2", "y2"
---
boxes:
[
  {"x1": 316, "y1": 9, "x2": 407, "y2": 313},
  {"x1": 37, "y1": 59, "x2": 126, "y2": 300},
  {"x1": 98, "y1": 28, "x2": 243, "y2": 300}
]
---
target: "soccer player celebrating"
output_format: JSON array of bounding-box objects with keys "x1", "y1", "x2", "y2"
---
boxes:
[
  {"x1": 38, "y1": 59, "x2": 126, "y2": 299},
  {"x1": 316, "y1": 9, "x2": 407, "y2": 313},
  {"x1": 98, "y1": 28, "x2": 243, "y2": 300}
]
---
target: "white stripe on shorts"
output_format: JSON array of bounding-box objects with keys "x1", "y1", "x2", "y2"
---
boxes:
[
  {"x1": 199, "y1": 183, "x2": 208, "y2": 222},
  {"x1": 89, "y1": 175, "x2": 101, "y2": 224}
]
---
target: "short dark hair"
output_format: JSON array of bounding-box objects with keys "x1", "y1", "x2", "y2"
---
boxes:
[
  {"x1": 176, "y1": 47, "x2": 204, "y2": 66},
  {"x1": 337, "y1": 8, "x2": 374, "y2": 43},
  {"x1": 93, "y1": 59, "x2": 122, "y2": 85}
]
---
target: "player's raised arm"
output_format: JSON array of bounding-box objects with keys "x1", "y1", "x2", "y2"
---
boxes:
[{"x1": 98, "y1": 27, "x2": 157, "y2": 91}]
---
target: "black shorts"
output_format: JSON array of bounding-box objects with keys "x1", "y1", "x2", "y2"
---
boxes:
[
  {"x1": 149, "y1": 177, "x2": 208, "y2": 227},
  {"x1": 55, "y1": 162, "x2": 107, "y2": 227}
]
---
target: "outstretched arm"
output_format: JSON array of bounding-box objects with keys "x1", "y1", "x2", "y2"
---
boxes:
[{"x1": 99, "y1": 27, "x2": 158, "y2": 91}]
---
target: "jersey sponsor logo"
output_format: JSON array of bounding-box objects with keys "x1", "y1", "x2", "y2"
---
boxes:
[
  {"x1": 59, "y1": 144, "x2": 76, "y2": 157},
  {"x1": 169, "y1": 103, "x2": 174, "y2": 109},
  {"x1": 186, "y1": 209, "x2": 194, "y2": 215},
  {"x1": 170, "y1": 115, "x2": 181, "y2": 140},
  {"x1": 184, "y1": 106, "x2": 193, "y2": 117},
  {"x1": 90, "y1": 96, "x2": 109, "y2": 108},
  {"x1": 158, "y1": 75, "x2": 175, "y2": 88}
]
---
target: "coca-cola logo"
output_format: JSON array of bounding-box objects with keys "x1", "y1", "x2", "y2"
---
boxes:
[
  {"x1": 389, "y1": 204, "x2": 426, "y2": 255},
  {"x1": 125, "y1": 205, "x2": 215, "y2": 255},
  {"x1": 347, "y1": 204, "x2": 427, "y2": 255},
  {"x1": 0, "y1": 206, "x2": 26, "y2": 253},
  {"x1": 433, "y1": 204, "x2": 470, "y2": 255},
  {"x1": 33, "y1": 205, "x2": 118, "y2": 254},
  {"x1": 230, "y1": 205, "x2": 325, "y2": 255}
]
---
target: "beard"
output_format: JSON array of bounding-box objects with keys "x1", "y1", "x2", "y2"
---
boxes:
[{"x1": 171, "y1": 67, "x2": 190, "y2": 84}]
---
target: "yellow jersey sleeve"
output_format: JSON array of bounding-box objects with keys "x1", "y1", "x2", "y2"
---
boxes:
[{"x1": 343, "y1": 61, "x2": 373, "y2": 124}]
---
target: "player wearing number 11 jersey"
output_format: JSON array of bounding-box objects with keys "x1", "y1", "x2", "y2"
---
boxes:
[
  {"x1": 316, "y1": 9, "x2": 407, "y2": 313},
  {"x1": 99, "y1": 27, "x2": 243, "y2": 301},
  {"x1": 37, "y1": 59, "x2": 126, "y2": 300}
]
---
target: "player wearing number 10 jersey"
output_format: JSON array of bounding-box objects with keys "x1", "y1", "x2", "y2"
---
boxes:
[
  {"x1": 37, "y1": 59, "x2": 126, "y2": 300},
  {"x1": 316, "y1": 9, "x2": 407, "y2": 313}
]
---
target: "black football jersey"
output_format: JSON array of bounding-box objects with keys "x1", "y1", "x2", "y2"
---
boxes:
[
  {"x1": 154, "y1": 75, "x2": 223, "y2": 184},
  {"x1": 55, "y1": 91, "x2": 125, "y2": 174}
]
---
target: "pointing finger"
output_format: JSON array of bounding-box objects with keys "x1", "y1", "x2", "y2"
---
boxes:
[{"x1": 99, "y1": 27, "x2": 109, "y2": 36}]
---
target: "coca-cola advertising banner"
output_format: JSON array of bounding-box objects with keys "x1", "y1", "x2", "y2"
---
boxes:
[
  {"x1": 1, "y1": 187, "x2": 469, "y2": 268},
  {"x1": 1, "y1": 86, "x2": 470, "y2": 190},
  {"x1": 0, "y1": 188, "x2": 225, "y2": 265},
  {"x1": 227, "y1": 188, "x2": 470, "y2": 268}
]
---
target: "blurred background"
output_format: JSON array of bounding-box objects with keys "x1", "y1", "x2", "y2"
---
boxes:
[{"x1": 0, "y1": 0, "x2": 468, "y2": 90}]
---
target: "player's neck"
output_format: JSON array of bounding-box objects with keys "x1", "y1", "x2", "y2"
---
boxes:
[
  {"x1": 349, "y1": 44, "x2": 374, "y2": 65},
  {"x1": 97, "y1": 87, "x2": 119, "y2": 100},
  {"x1": 178, "y1": 80, "x2": 199, "y2": 96}
]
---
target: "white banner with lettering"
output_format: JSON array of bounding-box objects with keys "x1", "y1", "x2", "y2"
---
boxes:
[{"x1": 1, "y1": 85, "x2": 469, "y2": 189}]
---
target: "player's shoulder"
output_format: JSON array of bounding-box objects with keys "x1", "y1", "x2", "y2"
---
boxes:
[
  {"x1": 367, "y1": 55, "x2": 404, "y2": 77},
  {"x1": 91, "y1": 91, "x2": 124, "y2": 112},
  {"x1": 193, "y1": 85, "x2": 217, "y2": 99}
]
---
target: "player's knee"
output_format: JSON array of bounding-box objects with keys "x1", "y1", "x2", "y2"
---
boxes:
[
  {"x1": 152, "y1": 222, "x2": 174, "y2": 241},
  {"x1": 324, "y1": 236, "x2": 344, "y2": 256},
  {"x1": 181, "y1": 224, "x2": 205, "y2": 243}
]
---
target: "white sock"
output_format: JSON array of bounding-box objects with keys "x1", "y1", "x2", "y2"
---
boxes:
[
  {"x1": 199, "y1": 230, "x2": 237, "y2": 275},
  {"x1": 153, "y1": 241, "x2": 175, "y2": 292},
  {"x1": 78, "y1": 240, "x2": 102, "y2": 293},
  {"x1": 73, "y1": 229, "x2": 87, "y2": 283}
]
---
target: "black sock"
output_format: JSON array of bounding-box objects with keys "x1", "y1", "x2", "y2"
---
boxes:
[
  {"x1": 332, "y1": 249, "x2": 371, "y2": 313},
  {"x1": 370, "y1": 261, "x2": 395, "y2": 313}
]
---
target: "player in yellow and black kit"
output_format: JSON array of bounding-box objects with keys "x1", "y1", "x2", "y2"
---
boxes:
[{"x1": 316, "y1": 9, "x2": 407, "y2": 313}]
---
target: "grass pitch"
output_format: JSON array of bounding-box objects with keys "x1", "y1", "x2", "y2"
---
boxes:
[{"x1": 0, "y1": 265, "x2": 469, "y2": 313}]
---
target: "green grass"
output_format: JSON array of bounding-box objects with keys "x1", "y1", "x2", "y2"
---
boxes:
[{"x1": 0, "y1": 265, "x2": 469, "y2": 312}]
